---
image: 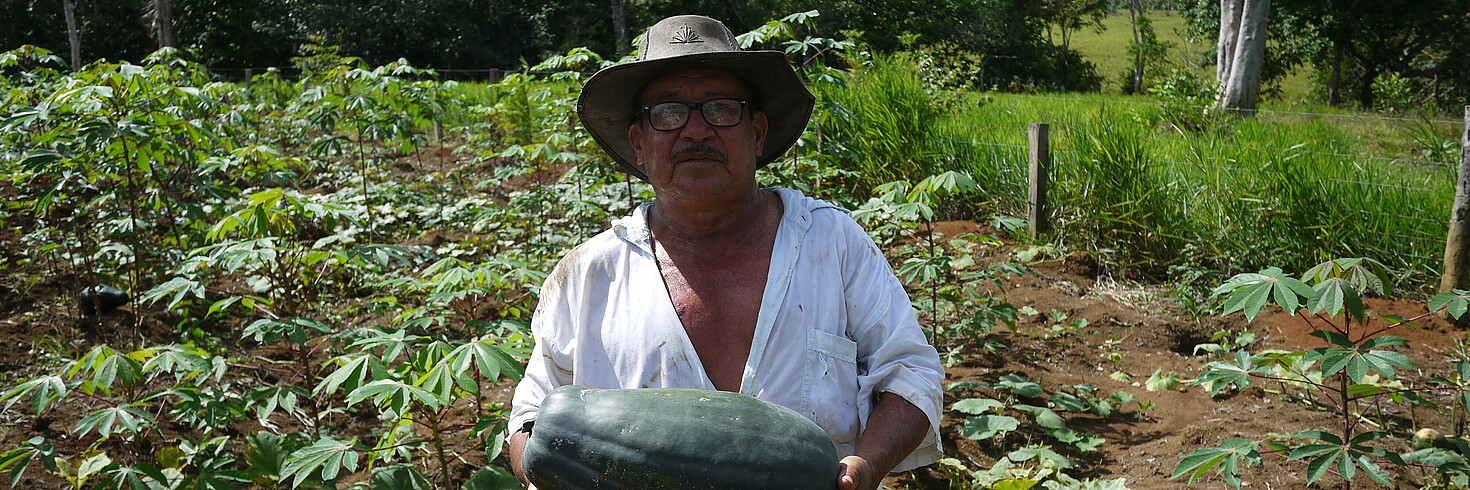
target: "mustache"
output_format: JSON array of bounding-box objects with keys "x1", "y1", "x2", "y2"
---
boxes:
[{"x1": 671, "y1": 144, "x2": 727, "y2": 163}]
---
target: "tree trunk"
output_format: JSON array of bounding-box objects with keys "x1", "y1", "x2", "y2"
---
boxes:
[
  {"x1": 1218, "y1": 0, "x2": 1269, "y2": 115},
  {"x1": 62, "y1": 0, "x2": 81, "y2": 71},
  {"x1": 1127, "y1": 0, "x2": 1144, "y2": 94},
  {"x1": 1329, "y1": 44, "x2": 1342, "y2": 106},
  {"x1": 610, "y1": 0, "x2": 627, "y2": 57},
  {"x1": 155, "y1": 0, "x2": 175, "y2": 49},
  {"x1": 1216, "y1": 0, "x2": 1241, "y2": 88}
]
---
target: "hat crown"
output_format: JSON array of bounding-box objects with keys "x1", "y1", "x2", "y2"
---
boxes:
[{"x1": 637, "y1": 15, "x2": 740, "y2": 61}]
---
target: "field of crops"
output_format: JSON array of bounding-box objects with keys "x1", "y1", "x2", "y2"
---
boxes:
[{"x1": 1, "y1": 16, "x2": 1468, "y2": 488}]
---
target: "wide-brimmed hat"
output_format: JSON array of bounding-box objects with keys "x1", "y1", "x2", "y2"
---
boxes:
[{"x1": 577, "y1": 15, "x2": 815, "y2": 182}]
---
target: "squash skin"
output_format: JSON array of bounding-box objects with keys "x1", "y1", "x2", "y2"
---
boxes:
[{"x1": 523, "y1": 385, "x2": 840, "y2": 489}]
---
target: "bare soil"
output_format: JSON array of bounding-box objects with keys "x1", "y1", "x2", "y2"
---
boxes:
[
  {"x1": 886, "y1": 221, "x2": 1467, "y2": 489},
  {"x1": 0, "y1": 212, "x2": 1464, "y2": 488}
]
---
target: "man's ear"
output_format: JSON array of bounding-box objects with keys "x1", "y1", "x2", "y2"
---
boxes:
[
  {"x1": 627, "y1": 122, "x2": 645, "y2": 166},
  {"x1": 751, "y1": 110, "x2": 768, "y2": 157}
]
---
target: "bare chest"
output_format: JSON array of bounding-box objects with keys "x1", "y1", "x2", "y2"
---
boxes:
[{"x1": 655, "y1": 243, "x2": 773, "y2": 391}]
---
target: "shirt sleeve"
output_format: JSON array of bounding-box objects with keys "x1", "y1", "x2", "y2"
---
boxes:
[
  {"x1": 838, "y1": 214, "x2": 946, "y2": 471},
  {"x1": 507, "y1": 268, "x2": 576, "y2": 438}
]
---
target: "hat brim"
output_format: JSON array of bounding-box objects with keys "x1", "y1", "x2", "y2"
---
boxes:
[{"x1": 577, "y1": 51, "x2": 815, "y2": 182}]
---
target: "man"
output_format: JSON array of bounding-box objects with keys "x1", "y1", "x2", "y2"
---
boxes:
[{"x1": 508, "y1": 15, "x2": 944, "y2": 490}]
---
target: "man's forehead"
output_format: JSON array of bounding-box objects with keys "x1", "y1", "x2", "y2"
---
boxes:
[{"x1": 641, "y1": 69, "x2": 749, "y2": 100}]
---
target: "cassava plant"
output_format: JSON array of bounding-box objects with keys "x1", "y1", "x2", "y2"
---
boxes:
[
  {"x1": 852, "y1": 171, "x2": 1026, "y2": 351},
  {"x1": 1173, "y1": 257, "x2": 1470, "y2": 488}
]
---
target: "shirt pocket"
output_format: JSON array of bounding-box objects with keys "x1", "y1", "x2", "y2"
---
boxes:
[{"x1": 801, "y1": 329, "x2": 860, "y2": 445}]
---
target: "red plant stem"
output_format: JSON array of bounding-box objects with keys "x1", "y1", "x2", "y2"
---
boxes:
[
  {"x1": 1307, "y1": 311, "x2": 1348, "y2": 336},
  {"x1": 1360, "y1": 309, "x2": 1441, "y2": 340}
]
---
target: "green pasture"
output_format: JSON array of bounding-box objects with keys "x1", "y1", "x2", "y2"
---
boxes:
[
  {"x1": 1067, "y1": 11, "x2": 1314, "y2": 104},
  {"x1": 790, "y1": 52, "x2": 1459, "y2": 288}
]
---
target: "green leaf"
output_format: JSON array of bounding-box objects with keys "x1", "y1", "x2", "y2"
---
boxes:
[
  {"x1": 245, "y1": 432, "x2": 288, "y2": 485},
  {"x1": 0, "y1": 376, "x2": 69, "y2": 415},
  {"x1": 1195, "y1": 350, "x2": 1265, "y2": 394},
  {"x1": 414, "y1": 363, "x2": 463, "y2": 405},
  {"x1": 1302, "y1": 257, "x2": 1392, "y2": 296},
  {"x1": 74, "y1": 452, "x2": 112, "y2": 484},
  {"x1": 996, "y1": 374, "x2": 1043, "y2": 398},
  {"x1": 462, "y1": 465, "x2": 523, "y2": 490},
  {"x1": 1301, "y1": 448, "x2": 1345, "y2": 486},
  {"x1": 1309, "y1": 278, "x2": 1365, "y2": 322},
  {"x1": 70, "y1": 345, "x2": 144, "y2": 394},
  {"x1": 1345, "y1": 383, "x2": 1386, "y2": 398},
  {"x1": 314, "y1": 353, "x2": 386, "y2": 397},
  {"x1": 141, "y1": 276, "x2": 207, "y2": 311},
  {"x1": 449, "y1": 337, "x2": 526, "y2": 383},
  {"x1": 947, "y1": 381, "x2": 989, "y2": 391},
  {"x1": 1145, "y1": 369, "x2": 1182, "y2": 391},
  {"x1": 0, "y1": 438, "x2": 55, "y2": 487},
  {"x1": 370, "y1": 464, "x2": 432, "y2": 490},
  {"x1": 1307, "y1": 330, "x2": 1355, "y2": 348},
  {"x1": 1007, "y1": 445, "x2": 1074, "y2": 468},
  {"x1": 345, "y1": 379, "x2": 440, "y2": 414},
  {"x1": 1430, "y1": 290, "x2": 1470, "y2": 318},
  {"x1": 959, "y1": 415, "x2": 1020, "y2": 440},
  {"x1": 951, "y1": 397, "x2": 1005, "y2": 415},
  {"x1": 1354, "y1": 453, "x2": 1391, "y2": 485},
  {"x1": 280, "y1": 436, "x2": 359, "y2": 488},
  {"x1": 1170, "y1": 438, "x2": 1261, "y2": 488},
  {"x1": 1074, "y1": 435, "x2": 1106, "y2": 452},
  {"x1": 1012, "y1": 405, "x2": 1066, "y2": 430},
  {"x1": 75, "y1": 404, "x2": 155, "y2": 439},
  {"x1": 1050, "y1": 392, "x2": 1087, "y2": 412},
  {"x1": 1212, "y1": 268, "x2": 1314, "y2": 321},
  {"x1": 141, "y1": 345, "x2": 211, "y2": 381},
  {"x1": 1310, "y1": 342, "x2": 1413, "y2": 382}
]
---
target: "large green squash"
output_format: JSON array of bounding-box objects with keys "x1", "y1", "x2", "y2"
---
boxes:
[{"x1": 523, "y1": 385, "x2": 840, "y2": 489}]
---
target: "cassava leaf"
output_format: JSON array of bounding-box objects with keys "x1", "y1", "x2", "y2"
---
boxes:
[
  {"x1": 281, "y1": 437, "x2": 359, "y2": 488},
  {"x1": 1170, "y1": 438, "x2": 1261, "y2": 488}
]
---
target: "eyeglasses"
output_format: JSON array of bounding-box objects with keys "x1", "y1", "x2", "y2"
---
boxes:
[{"x1": 638, "y1": 98, "x2": 749, "y2": 131}]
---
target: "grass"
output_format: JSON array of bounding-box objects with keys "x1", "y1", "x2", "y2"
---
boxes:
[{"x1": 933, "y1": 89, "x2": 1456, "y2": 286}]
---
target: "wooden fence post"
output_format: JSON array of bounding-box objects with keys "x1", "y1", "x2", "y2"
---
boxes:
[
  {"x1": 1441, "y1": 106, "x2": 1470, "y2": 295},
  {"x1": 1028, "y1": 123, "x2": 1052, "y2": 237}
]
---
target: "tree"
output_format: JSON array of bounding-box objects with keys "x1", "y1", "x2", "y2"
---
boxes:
[
  {"x1": 1126, "y1": 0, "x2": 1144, "y2": 93},
  {"x1": 1215, "y1": 0, "x2": 1268, "y2": 114},
  {"x1": 610, "y1": 0, "x2": 628, "y2": 57},
  {"x1": 148, "y1": 0, "x2": 175, "y2": 49},
  {"x1": 62, "y1": 0, "x2": 80, "y2": 70},
  {"x1": 1041, "y1": 0, "x2": 1108, "y2": 50},
  {"x1": 1182, "y1": 0, "x2": 1470, "y2": 110},
  {"x1": 821, "y1": 0, "x2": 1102, "y2": 91}
]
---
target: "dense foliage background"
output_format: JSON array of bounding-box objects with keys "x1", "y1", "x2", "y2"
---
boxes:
[{"x1": 9, "y1": 0, "x2": 1468, "y2": 107}]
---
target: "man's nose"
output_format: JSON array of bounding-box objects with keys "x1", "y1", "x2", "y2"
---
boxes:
[{"x1": 679, "y1": 108, "x2": 716, "y2": 140}]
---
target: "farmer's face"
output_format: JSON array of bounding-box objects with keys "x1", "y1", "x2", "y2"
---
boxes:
[{"x1": 628, "y1": 69, "x2": 768, "y2": 199}]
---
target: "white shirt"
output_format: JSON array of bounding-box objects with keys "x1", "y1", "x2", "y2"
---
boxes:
[{"x1": 509, "y1": 187, "x2": 944, "y2": 471}]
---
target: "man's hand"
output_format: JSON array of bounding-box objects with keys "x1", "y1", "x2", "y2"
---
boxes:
[{"x1": 837, "y1": 455, "x2": 877, "y2": 490}]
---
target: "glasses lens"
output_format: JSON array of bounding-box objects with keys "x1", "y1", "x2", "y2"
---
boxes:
[
  {"x1": 702, "y1": 99, "x2": 743, "y2": 127},
  {"x1": 648, "y1": 103, "x2": 690, "y2": 130}
]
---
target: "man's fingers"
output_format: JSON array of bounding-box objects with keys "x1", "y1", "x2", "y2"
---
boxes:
[{"x1": 837, "y1": 455, "x2": 872, "y2": 490}]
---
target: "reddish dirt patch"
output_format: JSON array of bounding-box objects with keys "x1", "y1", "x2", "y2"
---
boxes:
[{"x1": 881, "y1": 235, "x2": 1466, "y2": 488}]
